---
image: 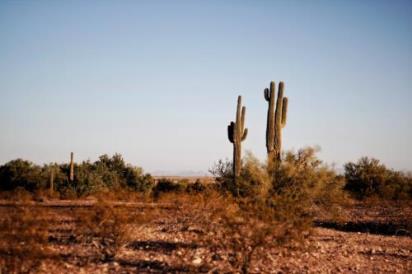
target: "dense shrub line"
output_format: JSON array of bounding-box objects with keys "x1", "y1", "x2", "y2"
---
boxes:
[
  {"x1": 211, "y1": 149, "x2": 412, "y2": 202},
  {"x1": 0, "y1": 150, "x2": 410, "y2": 201},
  {"x1": 0, "y1": 154, "x2": 154, "y2": 198},
  {"x1": 1, "y1": 149, "x2": 410, "y2": 274},
  {"x1": 344, "y1": 157, "x2": 412, "y2": 200}
]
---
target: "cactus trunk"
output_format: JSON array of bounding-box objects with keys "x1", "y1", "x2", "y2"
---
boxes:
[
  {"x1": 69, "y1": 152, "x2": 74, "y2": 182},
  {"x1": 264, "y1": 81, "x2": 288, "y2": 170},
  {"x1": 228, "y1": 96, "x2": 248, "y2": 194},
  {"x1": 50, "y1": 168, "x2": 54, "y2": 194}
]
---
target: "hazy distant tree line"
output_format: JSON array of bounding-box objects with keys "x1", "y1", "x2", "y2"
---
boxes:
[
  {"x1": 0, "y1": 152, "x2": 411, "y2": 200},
  {"x1": 0, "y1": 154, "x2": 153, "y2": 198}
]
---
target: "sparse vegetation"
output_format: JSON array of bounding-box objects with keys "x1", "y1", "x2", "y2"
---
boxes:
[
  {"x1": 0, "y1": 154, "x2": 154, "y2": 198},
  {"x1": 344, "y1": 157, "x2": 412, "y2": 200},
  {"x1": 0, "y1": 150, "x2": 411, "y2": 273},
  {"x1": 0, "y1": 84, "x2": 411, "y2": 273}
]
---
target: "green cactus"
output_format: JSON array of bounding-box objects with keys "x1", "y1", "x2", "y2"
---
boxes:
[
  {"x1": 69, "y1": 152, "x2": 74, "y2": 182},
  {"x1": 264, "y1": 81, "x2": 288, "y2": 169},
  {"x1": 228, "y1": 96, "x2": 248, "y2": 184}
]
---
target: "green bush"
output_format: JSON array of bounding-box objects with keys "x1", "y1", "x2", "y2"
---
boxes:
[
  {"x1": 344, "y1": 157, "x2": 412, "y2": 200},
  {"x1": 270, "y1": 147, "x2": 346, "y2": 225},
  {"x1": 152, "y1": 178, "x2": 188, "y2": 197},
  {"x1": 0, "y1": 159, "x2": 42, "y2": 191},
  {"x1": 273, "y1": 147, "x2": 345, "y2": 204},
  {"x1": 124, "y1": 167, "x2": 154, "y2": 192},
  {"x1": 186, "y1": 179, "x2": 207, "y2": 193},
  {"x1": 0, "y1": 154, "x2": 154, "y2": 198},
  {"x1": 211, "y1": 147, "x2": 345, "y2": 227},
  {"x1": 237, "y1": 153, "x2": 271, "y2": 198},
  {"x1": 209, "y1": 154, "x2": 270, "y2": 198}
]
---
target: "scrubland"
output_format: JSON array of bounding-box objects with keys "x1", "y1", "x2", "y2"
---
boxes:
[{"x1": 0, "y1": 149, "x2": 411, "y2": 273}]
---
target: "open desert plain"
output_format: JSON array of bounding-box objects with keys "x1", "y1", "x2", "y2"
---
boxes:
[{"x1": 1, "y1": 1, "x2": 411, "y2": 273}]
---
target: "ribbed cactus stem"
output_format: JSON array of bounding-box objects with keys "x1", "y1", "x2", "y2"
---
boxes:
[
  {"x1": 264, "y1": 81, "x2": 288, "y2": 169},
  {"x1": 227, "y1": 96, "x2": 248, "y2": 190},
  {"x1": 265, "y1": 82, "x2": 276, "y2": 155},
  {"x1": 69, "y1": 152, "x2": 74, "y2": 182}
]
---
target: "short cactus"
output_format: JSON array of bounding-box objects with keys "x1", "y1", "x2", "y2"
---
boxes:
[
  {"x1": 50, "y1": 168, "x2": 54, "y2": 194},
  {"x1": 264, "y1": 81, "x2": 288, "y2": 168},
  {"x1": 69, "y1": 152, "x2": 74, "y2": 182},
  {"x1": 228, "y1": 96, "x2": 248, "y2": 184}
]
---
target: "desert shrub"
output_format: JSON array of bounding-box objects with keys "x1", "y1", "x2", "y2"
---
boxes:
[
  {"x1": 209, "y1": 159, "x2": 233, "y2": 191},
  {"x1": 152, "y1": 178, "x2": 188, "y2": 197},
  {"x1": 211, "y1": 148, "x2": 346, "y2": 241},
  {"x1": 273, "y1": 148, "x2": 346, "y2": 204},
  {"x1": 169, "y1": 191, "x2": 304, "y2": 274},
  {"x1": 237, "y1": 153, "x2": 271, "y2": 199},
  {"x1": 76, "y1": 199, "x2": 132, "y2": 262},
  {"x1": 0, "y1": 153, "x2": 154, "y2": 198},
  {"x1": 0, "y1": 159, "x2": 42, "y2": 191},
  {"x1": 123, "y1": 166, "x2": 154, "y2": 192},
  {"x1": 344, "y1": 157, "x2": 412, "y2": 200},
  {"x1": 224, "y1": 148, "x2": 344, "y2": 272},
  {"x1": 0, "y1": 187, "x2": 34, "y2": 201},
  {"x1": 209, "y1": 153, "x2": 270, "y2": 199},
  {"x1": 186, "y1": 179, "x2": 207, "y2": 193},
  {"x1": 217, "y1": 198, "x2": 291, "y2": 273},
  {"x1": 211, "y1": 148, "x2": 343, "y2": 205},
  {"x1": 71, "y1": 154, "x2": 154, "y2": 196},
  {"x1": 73, "y1": 163, "x2": 108, "y2": 196},
  {"x1": 0, "y1": 206, "x2": 52, "y2": 272}
]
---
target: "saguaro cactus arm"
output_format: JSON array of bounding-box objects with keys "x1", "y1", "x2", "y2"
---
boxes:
[
  {"x1": 228, "y1": 122, "x2": 235, "y2": 143},
  {"x1": 274, "y1": 82, "x2": 284, "y2": 129},
  {"x1": 281, "y1": 97, "x2": 288, "y2": 127},
  {"x1": 242, "y1": 128, "x2": 248, "y2": 141},
  {"x1": 265, "y1": 82, "x2": 276, "y2": 153}
]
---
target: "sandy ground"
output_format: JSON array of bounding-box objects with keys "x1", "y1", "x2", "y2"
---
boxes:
[{"x1": 0, "y1": 201, "x2": 411, "y2": 273}]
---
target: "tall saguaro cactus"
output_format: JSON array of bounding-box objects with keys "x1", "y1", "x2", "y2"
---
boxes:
[
  {"x1": 264, "y1": 81, "x2": 288, "y2": 168},
  {"x1": 228, "y1": 96, "x2": 248, "y2": 182},
  {"x1": 69, "y1": 152, "x2": 74, "y2": 182}
]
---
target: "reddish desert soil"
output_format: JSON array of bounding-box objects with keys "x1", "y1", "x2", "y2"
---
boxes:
[{"x1": 0, "y1": 200, "x2": 411, "y2": 274}]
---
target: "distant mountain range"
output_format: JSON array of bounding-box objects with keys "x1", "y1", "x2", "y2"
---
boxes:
[{"x1": 150, "y1": 170, "x2": 210, "y2": 177}]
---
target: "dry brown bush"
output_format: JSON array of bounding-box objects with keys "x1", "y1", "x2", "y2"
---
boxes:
[
  {"x1": 271, "y1": 147, "x2": 348, "y2": 223},
  {"x1": 74, "y1": 198, "x2": 137, "y2": 262},
  {"x1": 157, "y1": 190, "x2": 310, "y2": 274},
  {"x1": 0, "y1": 206, "x2": 52, "y2": 273}
]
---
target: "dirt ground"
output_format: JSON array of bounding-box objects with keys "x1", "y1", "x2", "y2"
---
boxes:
[{"x1": 0, "y1": 200, "x2": 411, "y2": 274}]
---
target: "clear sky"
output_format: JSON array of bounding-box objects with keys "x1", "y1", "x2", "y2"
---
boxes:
[{"x1": 0, "y1": 0, "x2": 411, "y2": 174}]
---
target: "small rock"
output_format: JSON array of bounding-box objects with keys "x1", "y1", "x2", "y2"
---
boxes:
[
  {"x1": 192, "y1": 257, "x2": 202, "y2": 265},
  {"x1": 212, "y1": 253, "x2": 221, "y2": 261}
]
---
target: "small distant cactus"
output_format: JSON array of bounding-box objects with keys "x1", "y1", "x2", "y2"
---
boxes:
[
  {"x1": 69, "y1": 152, "x2": 74, "y2": 182},
  {"x1": 50, "y1": 168, "x2": 54, "y2": 193},
  {"x1": 264, "y1": 81, "x2": 288, "y2": 169},
  {"x1": 228, "y1": 96, "x2": 248, "y2": 186}
]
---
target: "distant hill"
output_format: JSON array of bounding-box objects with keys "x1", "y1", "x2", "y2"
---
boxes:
[{"x1": 151, "y1": 170, "x2": 209, "y2": 177}]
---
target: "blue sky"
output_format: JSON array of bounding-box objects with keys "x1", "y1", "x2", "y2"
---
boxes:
[{"x1": 0, "y1": 0, "x2": 411, "y2": 174}]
